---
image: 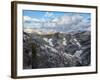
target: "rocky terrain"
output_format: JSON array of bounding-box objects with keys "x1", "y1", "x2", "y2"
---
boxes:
[{"x1": 23, "y1": 30, "x2": 91, "y2": 69}]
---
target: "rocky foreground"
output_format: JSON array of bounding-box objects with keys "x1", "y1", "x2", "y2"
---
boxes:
[{"x1": 23, "y1": 31, "x2": 91, "y2": 69}]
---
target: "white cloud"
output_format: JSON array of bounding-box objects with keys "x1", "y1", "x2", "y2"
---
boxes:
[
  {"x1": 52, "y1": 18, "x2": 59, "y2": 22},
  {"x1": 57, "y1": 15, "x2": 72, "y2": 25},
  {"x1": 24, "y1": 16, "x2": 31, "y2": 21},
  {"x1": 31, "y1": 18, "x2": 40, "y2": 22},
  {"x1": 24, "y1": 13, "x2": 90, "y2": 32},
  {"x1": 24, "y1": 16, "x2": 42, "y2": 28},
  {"x1": 71, "y1": 14, "x2": 83, "y2": 24},
  {"x1": 41, "y1": 18, "x2": 46, "y2": 22},
  {"x1": 57, "y1": 14, "x2": 83, "y2": 26},
  {"x1": 55, "y1": 14, "x2": 90, "y2": 31},
  {"x1": 24, "y1": 16, "x2": 40, "y2": 22},
  {"x1": 44, "y1": 22, "x2": 57, "y2": 27},
  {"x1": 44, "y1": 12, "x2": 54, "y2": 18}
]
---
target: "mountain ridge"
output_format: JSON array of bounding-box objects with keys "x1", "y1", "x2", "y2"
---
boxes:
[{"x1": 23, "y1": 31, "x2": 91, "y2": 69}]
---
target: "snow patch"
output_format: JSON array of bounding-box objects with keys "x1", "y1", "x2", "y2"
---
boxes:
[
  {"x1": 45, "y1": 45, "x2": 58, "y2": 53},
  {"x1": 43, "y1": 38, "x2": 48, "y2": 42},
  {"x1": 48, "y1": 38, "x2": 54, "y2": 46},
  {"x1": 73, "y1": 38, "x2": 81, "y2": 48},
  {"x1": 74, "y1": 50, "x2": 83, "y2": 57},
  {"x1": 62, "y1": 38, "x2": 67, "y2": 46}
]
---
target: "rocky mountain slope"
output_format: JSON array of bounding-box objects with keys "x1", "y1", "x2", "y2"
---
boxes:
[{"x1": 23, "y1": 31, "x2": 91, "y2": 69}]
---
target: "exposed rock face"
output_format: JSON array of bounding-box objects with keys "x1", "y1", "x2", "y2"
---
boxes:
[
  {"x1": 74, "y1": 31, "x2": 91, "y2": 66},
  {"x1": 23, "y1": 31, "x2": 91, "y2": 69}
]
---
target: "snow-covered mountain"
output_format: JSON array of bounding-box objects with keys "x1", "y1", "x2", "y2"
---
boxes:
[{"x1": 23, "y1": 31, "x2": 91, "y2": 69}]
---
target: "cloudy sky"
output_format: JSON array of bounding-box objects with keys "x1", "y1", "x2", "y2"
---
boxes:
[{"x1": 23, "y1": 10, "x2": 91, "y2": 32}]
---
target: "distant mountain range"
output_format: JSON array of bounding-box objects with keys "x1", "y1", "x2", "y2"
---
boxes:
[
  {"x1": 24, "y1": 28, "x2": 59, "y2": 35},
  {"x1": 24, "y1": 27, "x2": 90, "y2": 35}
]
